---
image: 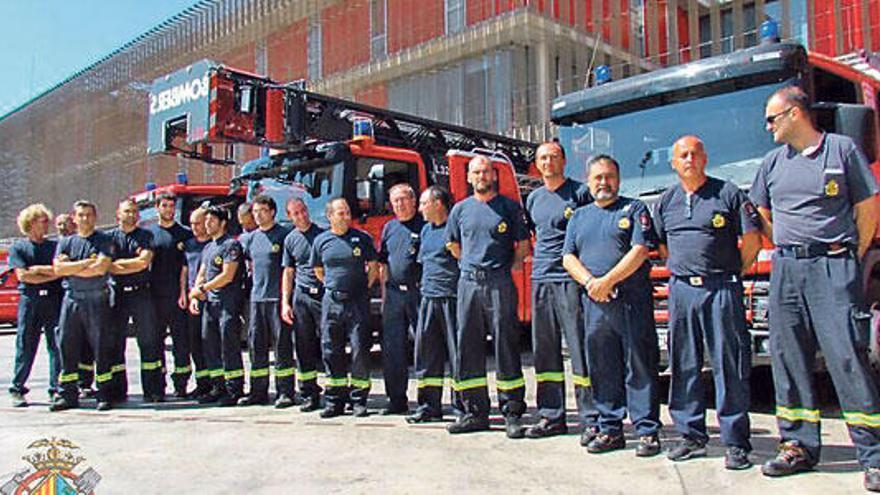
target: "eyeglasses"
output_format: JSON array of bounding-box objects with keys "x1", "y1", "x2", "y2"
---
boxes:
[{"x1": 765, "y1": 107, "x2": 794, "y2": 125}]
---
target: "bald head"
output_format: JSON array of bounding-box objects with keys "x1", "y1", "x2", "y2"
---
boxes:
[
  {"x1": 671, "y1": 135, "x2": 708, "y2": 187},
  {"x1": 467, "y1": 155, "x2": 497, "y2": 196}
]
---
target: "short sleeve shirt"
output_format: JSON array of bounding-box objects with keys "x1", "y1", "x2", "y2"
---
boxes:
[
  {"x1": 380, "y1": 215, "x2": 425, "y2": 287},
  {"x1": 54, "y1": 231, "x2": 114, "y2": 292},
  {"x1": 750, "y1": 133, "x2": 879, "y2": 245},
  {"x1": 418, "y1": 221, "x2": 459, "y2": 298},
  {"x1": 8, "y1": 239, "x2": 62, "y2": 293},
  {"x1": 183, "y1": 237, "x2": 209, "y2": 290},
  {"x1": 108, "y1": 226, "x2": 154, "y2": 287},
  {"x1": 654, "y1": 177, "x2": 760, "y2": 277},
  {"x1": 310, "y1": 228, "x2": 377, "y2": 293},
  {"x1": 526, "y1": 178, "x2": 592, "y2": 281},
  {"x1": 241, "y1": 223, "x2": 290, "y2": 301},
  {"x1": 282, "y1": 223, "x2": 325, "y2": 290},
  {"x1": 562, "y1": 196, "x2": 656, "y2": 290},
  {"x1": 148, "y1": 223, "x2": 192, "y2": 297},
  {"x1": 446, "y1": 195, "x2": 529, "y2": 273},
  {"x1": 201, "y1": 234, "x2": 244, "y2": 302}
]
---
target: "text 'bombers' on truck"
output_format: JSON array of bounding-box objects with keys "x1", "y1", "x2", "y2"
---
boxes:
[
  {"x1": 146, "y1": 59, "x2": 541, "y2": 329},
  {"x1": 551, "y1": 40, "x2": 880, "y2": 368}
]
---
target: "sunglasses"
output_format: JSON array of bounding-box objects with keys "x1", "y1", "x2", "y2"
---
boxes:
[{"x1": 765, "y1": 107, "x2": 794, "y2": 125}]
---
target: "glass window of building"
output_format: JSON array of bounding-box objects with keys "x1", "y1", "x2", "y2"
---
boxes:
[
  {"x1": 445, "y1": 0, "x2": 465, "y2": 35},
  {"x1": 371, "y1": 0, "x2": 387, "y2": 60}
]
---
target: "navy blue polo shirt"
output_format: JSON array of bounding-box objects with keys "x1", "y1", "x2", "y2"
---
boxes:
[
  {"x1": 241, "y1": 223, "x2": 290, "y2": 301},
  {"x1": 310, "y1": 227, "x2": 377, "y2": 293},
  {"x1": 108, "y1": 226, "x2": 154, "y2": 287},
  {"x1": 446, "y1": 194, "x2": 529, "y2": 273},
  {"x1": 282, "y1": 223, "x2": 324, "y2": 291},
  {"x1": 750, "y1": 133, "x2": 879, "y2": 246},
  {"x1": 654, "y1": 177, "x2": 760, "y2": 277},
  {"x1": 183, "y1": 237, "x2": 208, "y2": 290},
  {"x1": 54, "y1": 231, "x2": 114, "y2": 292},
  {"x1": 8, "y1": 238, "x2": 62, "y2": 294},
  {"x1": 380, "y1": 215, "x2": 425, "y2": 287},
  {"x1": 526, "y1": 178, "x2": 592, "y2": 281},
  {"x1": 418, "y1": 221, "x2": 459, "y2": 298},
  {"x1": 148, "y1": 223, "x2": 192, "y2": 297},
  {"x1": 201, "y1": 234, "x2": 244, "y2": 302},
  {"x1": 562, "y1": 196, "x2": 656, "y2": 290}
]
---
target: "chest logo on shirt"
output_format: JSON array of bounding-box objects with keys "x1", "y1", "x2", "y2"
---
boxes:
[
  {"x1": 563, "y1": 207, "x2": 574, "y2": 219},
  {"x1": 712, "y1": 213, "x2": 726, "y2": 228},
  {"x1": 213, "y1": 256, "x2": 223, "y2": 266},
  {"x1": 177, "y1": 242, "x2": 185, "y2": 251},
  {"x1": 618, "y1": 217, "x2": 631, "y2": 229},
  {"x1": 825, "y1": 179, "x2": 839, "y2": 197},
  {"x1": 352, "y1": 246, "x2": 362, "y2": 258},
  {"x1": 497, "y1": 221, "x2": 508, "y2": 234},
  {"x1": 272, "y1": 243, "x2": 281, "y2": 253}
]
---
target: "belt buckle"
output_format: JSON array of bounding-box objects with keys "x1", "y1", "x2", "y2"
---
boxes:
[
  {"x1": 38, "y1": 289, "x2": 49, "y2": 297},
  {"x1": 398, "y1": 284, "x2": 408, "y2": 292},
  {"x1": 309, "y1": 287, "x2": 319, "y2": 295},
  {"x1": 123, "y1": 286, "x2": 134, "y2": 293},
  {"x1": 794, "y1": 245, "x2": 809, "y2": 258},
  {"x1": 689, "y1": 276, "x2": 703, "y2": 287}
]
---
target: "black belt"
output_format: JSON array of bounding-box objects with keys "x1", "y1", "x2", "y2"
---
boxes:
[
  {"x1": 114, "y1": 282, "x2": 149, "y2": 293},
  {"x1": 23, "y1": 288, "x2": 60, "y2": 298},
  {"x1": 673, "y1": 273, "x2": 739, "y2": 287},
  {"x1": 461, "y1": 268, "x2": 508, "y2": 282},
  {"x1": 297, "y1": 285, "x2": 323, "y2": 298},
  {"x1": 387, "y1": 282, "x2": 418, "y2": 292},
  {"x1": 776, "y1": 242, "x2": 854, "y2": 259}
]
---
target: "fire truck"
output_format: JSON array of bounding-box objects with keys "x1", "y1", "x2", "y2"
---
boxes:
[
  {"x1": 131, "y1": 177, "x2": 246, "y2": 231},
  {"x1": 146, "y1": 60, "x2": 539, "y2": 329},
  {"x1": 551, "y1": 35, "x2": 880, "y2": 366}
]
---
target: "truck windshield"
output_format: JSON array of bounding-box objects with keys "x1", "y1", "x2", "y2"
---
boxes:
[
  {"x1": 558, "y1": 82, "x2": 787, "y2": 197},
  {"x1": 251, "y1": 162, "x2": 343, "y2": 226}
]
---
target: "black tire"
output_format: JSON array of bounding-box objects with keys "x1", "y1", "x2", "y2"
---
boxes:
[{"x1": 860, "y1": 249, "x2": 880, "y2": 373}]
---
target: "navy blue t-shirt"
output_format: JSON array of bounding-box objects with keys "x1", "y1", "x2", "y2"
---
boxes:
[
  {"x1": 380, "y1": 215, "x2": 425, "y2": 287},
  {"x1": 183, "y1": 237, "x2": 208, "y2": 290},
  {"x1": 655, "y1": 177, "x2": 760, "y2": 277},
  {"x1": 108, "y1": 226, "x2": 154, "y2": 287},
  {"x1": 148, "y1": 223, "x2": 191, "y2": 296},
  {"x1": 201, "y1": 234, "x2": 244, "y2": 302},
  {"x1": 750, "y1": 133, "x2": 879, "y2": 246},
  {"x1": 418, "y1": 221, "x2": 459, "y2": 298},
  {"x1": 526, "y1": 178, "x2": 592, "y2": 281},
  {"x1": 282, "y1": 223, "x2": 325, "y2": 290},
  {"x1": 310, "y1": 228, "x2": 377, "y2": 293},
  {"x1": 54, "y1": 231, "x2": 114, "y2": 292},
  {"x1": 8, "y1": 238, "x2": 62, "y2": 293},
  {"x1": 562, "y1": 197, "x2": 656, "y2": 290},
  {"x1": 446, "y1": 195, "x2": 529, "y2": 273},
  {"x1": 241, "y1": 223, "x2": 290, "y2": 301}
]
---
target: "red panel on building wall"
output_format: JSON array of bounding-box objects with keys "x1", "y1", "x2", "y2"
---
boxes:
[
  {"x1": 468, "y1": 0, "x2": 495, "y2": 25},
  {"x1": 872, "y1": 0, "x2": 880, "y2": 50},
  {"x1": 322, "y1": 0, "x2": 371, "y2": 77},
  {"x1": 267, "y1": 19, "x2": 308, "y2": 82},
  {"x1": 388, "y1": 0, "x2": 444, "y2": 54},
  {"x1": 355, "y1": 83, "x2": 388, "y2": 107},
  {"x1": 218, "y1": 42, "x2": 256, "y2": 72},
  {"x1": 677, "y1": 5, "x2": 690, "y2": 63},
  {"x1": 812, "y1": 0, "x2": 836, "y2": 55}
]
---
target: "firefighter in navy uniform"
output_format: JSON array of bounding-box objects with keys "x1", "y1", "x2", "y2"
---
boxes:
[
  {"x1": 524, "y1": 141, "x2": 598, "y2": 441},
  {"x1": 751, "y1": 86, "x2": 880, "y2": 492},
  {"x1": 50, "y1": 200, "x2": 114, "y2": 412},
  {"x1": 406, "y1": 186, "x2": 463, "y2": 423},
  {"x1": 310, "y1": 198, "x2": 380, "y2": 418},
  {"x1": 655, "y1": 136, "x2": 761, "y2": 470},
  {"x1": 149, "y1": 193, "x2": 195, "y2": 398},
  {"x1": 107, "y1": 199, "x2": 166, "y2": 403},
  {"x1": 281, "y1": 197, "x2": 325, "y2": 412},
  {"x1": 562, "y1": 155, "x2": 662, "y2": 456},
  {"x1": 8, "y1": 204, "x2": 62, "y2": 408},
  {"x1": 379, "y1": 184, "x2": 425, "y2": 415},
  {"x1": 237, "y1": 195, "x2": 296, "y2": 408},
  {"x1": 181, "y1": 207, "x2": 212, "y2": 398},
  {"x1": 445, "y1": 155, "x2": 531, "y2": 438},
  {"x1": 188, "y1": 206, "x2": 245, "y2": 406}
]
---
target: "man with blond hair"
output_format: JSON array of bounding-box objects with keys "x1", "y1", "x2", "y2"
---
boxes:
[{"x1": 8, "y1": 204, "x2": 63, "y2": 407}]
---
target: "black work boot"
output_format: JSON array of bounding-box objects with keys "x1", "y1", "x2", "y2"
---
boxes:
[
  {"x1": 635, "y1": 434, "x2": 661, "y2": 457},
  {"x1": 667, "y1": 437, "x2": 707, "y2": 462},
  {"x1": 865, "y1": 467, "x2": 880, "y2": 492},
  {"x1": 447, "y1": 414, "x2": 490, "y2": 434},
  {"x1": 526, "y1": 418, "x2": 568, "y2": 439},
  {"x1": 761, "y1": 441, "x2": 814, "y2": 477},
  {"x1": 587, "y1": 432, "x2": 626, "y2": 453}
]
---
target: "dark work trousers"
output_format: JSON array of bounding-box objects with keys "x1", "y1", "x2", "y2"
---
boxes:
[
  {"x1": 414, "y1": 296, "x2": 464, "y2": 416},
  {"x1": 78, "y1": 341, "x2": 95, "y2": 390},
  {"x1": 10, "y1": 290, "x2": 61, "y2": 396},
  {"x1": 293, "y1": 286, "x2": 324, "y2": 398},
  {"x1": 110, "y1": 285, "x2": 165, "y2": 398},
  {"x1": 57, "y1": 289, "x2": 114, "y2": 404},
  {"x1": 187, "y1": 303, "x2": 210, "y2": 391},
  {"x1": 769, "y1": 251, "x2": 880, "y2": 467},
  {"x1": 153, "y1": 293, "x2": 191, "y2": 392},
  {"x1": 668, "y1": 274, "x2": 751, "y2": 449},
  {"x1": 321, "y1": 290, "x2": 371, "y2": 409},
  {"x1": 584, "y1": 285, "x2": 661, "y2": 437},
  {"x1": 454, "y1": 270, "x2": 525, "y2": 419},
  {"x1": 202, "y1": 297, "x2": 245, "y2": 397},
  {"x1": 382, "y1": 284, "x2": 419, "y2": 406},
  {"x1": 248, "y1": 300, "x2": 295, "y2": 398},
  {"x1": 532, "y1": 280, "x2": 598, "y2": 426}
]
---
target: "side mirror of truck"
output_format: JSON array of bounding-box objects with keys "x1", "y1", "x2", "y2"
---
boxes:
[{"x1": 812, "y1": 102, "x2": 877, "y2": 163}]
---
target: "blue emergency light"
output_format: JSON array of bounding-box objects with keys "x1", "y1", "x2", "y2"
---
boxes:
[
  {"x1": 176, "y1": 172, "x2": 188, "y2": 184},
  {"x1": 352, "y1": 118, "x2": 374, "y2": 141},
  {"x1": 145, "y1": 181, "x2": 157, "y2": 191},
  {"x1": 760, "y1": 18, "x2": 780, "y2": 43},
  {"x1": 594, "y1": 65, "x2": 612, "y2": 86}
]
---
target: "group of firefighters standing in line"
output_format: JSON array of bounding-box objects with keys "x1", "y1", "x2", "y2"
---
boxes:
[{"x1": 7, "y1": 85, "x2": 880, "y2": 491}]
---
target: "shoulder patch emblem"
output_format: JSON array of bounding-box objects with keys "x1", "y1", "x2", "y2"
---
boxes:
[
  {"x1": 177, "y1": 242, "x2": 185, "y2": 251},
  {"x1": 825, "y1": 179, "x2": 839, "y2": 197},
  {"x1": 89, "y1": 253, "x2": 97, "y2": 259},
  {"x1": 497, "y1": 221, "x2": 508, "y2": 234},
  {"x1": 712, "y1": 213, "x2": 726, "y2": 228},
  {"x1": 352, "y1": 246, "x2": 362, "y2": 258},
  {"x1": 618, "y1": 217, "x2": 631, "y2": 229},
  {"x1": 563, "y1": 207, "x2": 574, "y2": 220},
  {"x1": 213, "y1": 256, "x2": 223, "y2": 266},
  {"x1": 639, "y1": 213, "x2": 651, "y2": 229},
  {"x1": 272, "y1": 243, "x2": 281, "y2": 253}
]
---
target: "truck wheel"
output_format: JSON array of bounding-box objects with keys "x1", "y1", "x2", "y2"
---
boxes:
[{"x1": 861, "y1": 249, "x2": 880, "y2": 373}]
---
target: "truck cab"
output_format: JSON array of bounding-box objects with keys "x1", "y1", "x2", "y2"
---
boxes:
[{"x1": 131, "y1": 177, "x2": 247, "y2": 231}]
